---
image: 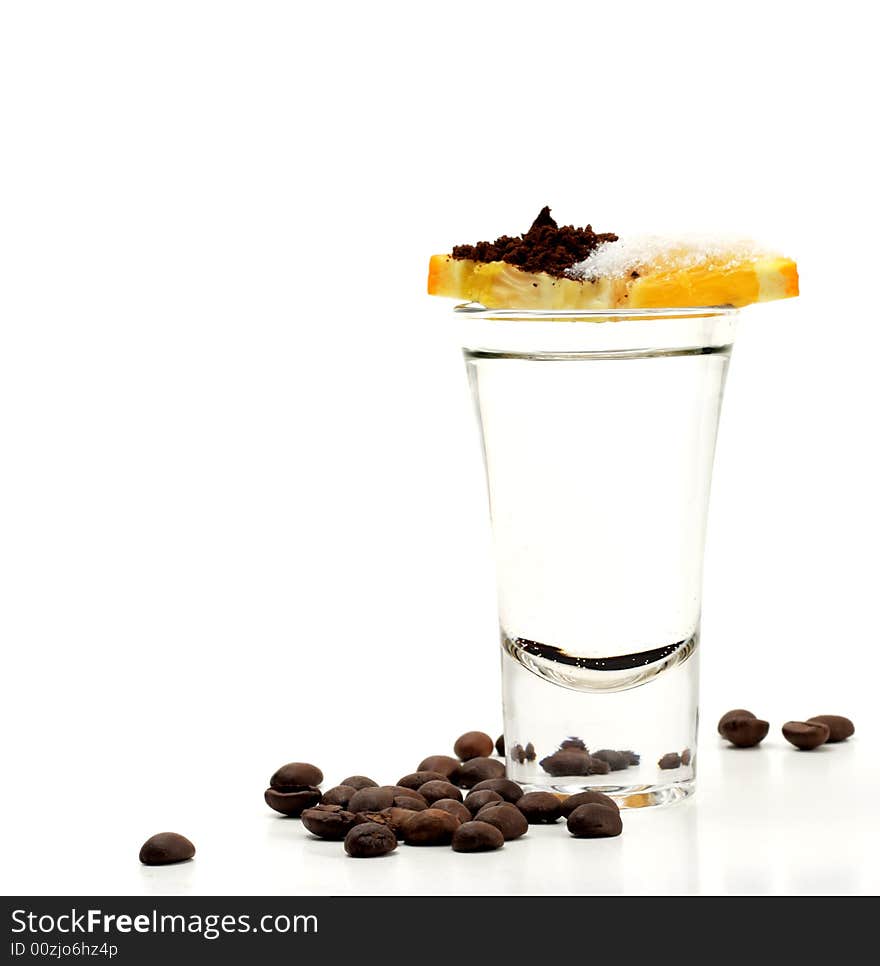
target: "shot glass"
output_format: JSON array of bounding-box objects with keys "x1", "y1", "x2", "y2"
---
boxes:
[{"x1": 460, "y1": 304, "x2": 737, "y2": 807}]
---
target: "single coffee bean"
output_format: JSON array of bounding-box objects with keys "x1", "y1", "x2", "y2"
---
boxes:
[
  {"x1": 495, "y1": 734, "x2": 505, "y2": 757},
  {"x1": 717, "y1": 709, "x2": 756, "y2": 735},
  {"x1": 416, "y1": 755, "x2": 460, "y2": 779},
  {"x1": 139, "y1": 832, "x2": 195, "y2": 866},
  {"x1": 452, "y1": 821, "x2": 505, "y2": 853},
  {"x1": 301, "y1": 805, "x2": 363, "y2": 840},
  {"x1": 782, "y1": 720, "x2": 830, "y2": 750},
  {"x1": 402, "y1": 808, "x2": 461, "y2": 846},
  {"x1": 720, "y1": 715, "x2": 769, "y2": 748},
  {"x1": 464, "y1": 789, "x2": 504, "y2": 815},
  {"x1": 348, "y1": 786, "x2": 396, "y2": 812},
  {"x1": 524, "y1": 743, "x2": 536, "y2": 761},
  {"x1": 620, "y1": 750, "x2": 640, "y2": 766},
  {"x1": 560, "y1": 737, "x2": 587, "y2": 751},
  {"x1": 454, "y1": 731, "x2": 495, "y2": 761},
  {"x1": 586, "y1": 756, "x2": 611, "y2": 775},
  {"x1": 264, "y1": 787, "x2": 322, "y2": 816},
  {"x1": 591, "y1": 750, "x2": 629, "y2": 772},
  {"x1": 539, "y1": 750, "x2": 591, "y2": 777},
  {"x1": 470, "y1": 778, "x2": 524, "y2": 803},
  {"x1": 321, "y1": 785, "x2": 357, "y2": 808},
  {"x1": 344, "y1": 822, "x2": 397, "y2": 858},
  {"x1": 339, "y1": 775, "x2": 378, "y2": 790},
  {"x1": 357, "y1": 808, "x2": 418, "y2": 837},
  {"x1": 386, "y1": 786, "x2": 428, "y2": 806},
  {"x1": 807, "y1": 715, "x2": 854, "y2": 743},
  {"x1": 455, "y1": 757, "x2": 506, "y2": 789},
  {"x1": 560, "y1": 790, "x2": 619, "y2": 818},
  {"x1": 270, "y1": 762, "x2": 323, "y2": 791},
  {"x1": 658, "y1": 753, "x2": 681, "y2": 770},
  {"x1": 397, "y1": 771, "x2": 450, "y2": 791},
  {"x1": 475, "y1": 803, "x2": 528, "y2": 841},
  {"x1": 567, "y1": 804, "x2": 623, "y2": 838},
  {"x1": 380, "y1": 808, "x2": 420, "y2": 836},
  {"x1": 681, "y1": 748, "x2": 692, "y2": 766},
  {"x1": 392, "y1": 795, "x2": 427, "y2": 812},
  {"x1": 418, "y1": 780, "x2": 462, "y2": 804},
  {"x1": 516, "y1": 791, "x2": 562, "y2": 824},
  {"x1": 431, "y1": 799, "x2": 472, "y2": 825}
]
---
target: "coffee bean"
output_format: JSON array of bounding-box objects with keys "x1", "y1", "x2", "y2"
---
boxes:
[
  {"x1": 469, "y1": 778, "x2": 524, "y2": 803},
  {"x1": 270, "y1": 762, "x2": 323, "y2": 791},
  {"x1": 139, "y1": 832, "x2": 195, "y2": 866},
  {"x1": 516, "y1": 791, "x2": 562, "y2": 824},
  {"x1": 344, "y1": 822, "x2": 397, "y2": 858},
  {"x1": 720, "y1": 715, "x2": 769, "y2": 748},
  {"x1": 560, "y1": 790, "x2": 619, "y2": 818},
  {"x1": 386, "y1": 786, "x2": 428, "y2": 806},
  {"x1": 586, "y1": 756, "x2": 611, "y2": 775},
  {"x1": 620, "y1": 750, "x2": 640, "y2": 766},
  {"x1": 454, "y1": 731, "x2": 495, "y2": 761},
  {"x1": 264, "y1": 787, "x2": 321, "y2": 816},
  {"x1": 475, "y1": 803, "x2": 528, "y2": 841},
  {"x1": 402, "y1": 808, "x2": 461, "y2": 846},
  {"x1": 495, "y1": 734, "x2": 505, "y2": 757},
  {"x1": 416, "y1": 755, "x2": 460, "y2": 779},
  {"x1": 681, "y1": 748, "x2": 692, "y2": 766},
  {"x1": 348, "y1": 786, "x2": 396, "y2": 812},
  {"x1": 358, "y1": 808, "x2": 418, "y2": 837},
  {"x1": 455, "y1": 757, "x2": 506, "y2": 788},
  {"x1": 397, "y1": 771, "x2": 449, "y2": 791},
  {"x1": 560, "y1": 737, "x2": 587, "y2": 751},
  {"x1": 452, "y1": 821, "x2": 505, "y2": 853},
  {"x1": 431, "y1": 799, "x2": 472, "y2": 825},
  {"x1": 657, "y1": 753, "x2": 681, "y2": 770},
  {"x1": 567, "y1": 804, "x2": 623, "y2": 838},
  {"x1": 807, "y1": 715, "x2": 854, "y2": 743},
  {"x1": 717, "y1": 709, "x2": 755, "y2": 735},
  {"x1": 539, "y1": 750, "x2": 591, "y2": 776},
  {"x1": 339, "y1": 775, "x2": 378, "y2": 790},
  {"x1": 417, "y1": 780, "x2": 462, "y2": 804},
  {"x1": 782, "y1": 720, "x2": 830, "y2": 750},
  {"x1": 464, "y1": 790, "x2": 504, "y2": 815},
  {"x1": 524, "y1": 743, "x2": 536, "y2": 761},
  {"x1": 301, "y1": 805, "x2": 363, "y2": 840},
  {"x1": 392, "y1": 795, "x2": 427, "y2": 811},
  {"x1": 380, "y1": 808, "x2": 420, "y2": 836},
  {"x1": 591, "y1": 750, "x2": 629, "y2": 772},
  {"x1": 321, "y1": 785, "x2": 357, "y2": 808},
  {"x1": 511, "y1": 744, "x2": 526, "y2": 764}
]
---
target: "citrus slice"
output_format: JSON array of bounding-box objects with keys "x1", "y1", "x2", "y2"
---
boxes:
[
  {"x1": 428, "y1": 212, "x2": 798, "y2": 311},
  {"x1": 427, "y1": 250, "x2": 798, "y2": 310}
]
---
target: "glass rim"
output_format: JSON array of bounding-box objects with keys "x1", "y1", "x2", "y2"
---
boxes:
[{"x1": 453, "y1": 301, "x2": 739, "y2": 322}]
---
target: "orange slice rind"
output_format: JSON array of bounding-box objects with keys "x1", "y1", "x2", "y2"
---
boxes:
[{"x1": 427, "y1": 250, "x2": 798, "y2": 311}]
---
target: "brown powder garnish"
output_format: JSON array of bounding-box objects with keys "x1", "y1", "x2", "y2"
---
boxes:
[{"x1": 451, "y1": 207, "x2": 618, "y2": 279}]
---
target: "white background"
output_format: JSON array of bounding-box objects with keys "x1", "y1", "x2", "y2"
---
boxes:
[{"x1": 1, "y1": 0, "x2": 878, "y2": 896}]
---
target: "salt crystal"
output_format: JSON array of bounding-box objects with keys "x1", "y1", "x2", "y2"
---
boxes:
[{"x1": 567, "y1": 234, "x2": 775, "y2": 280}]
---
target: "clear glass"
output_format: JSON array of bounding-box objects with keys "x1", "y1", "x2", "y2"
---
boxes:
[{"x1": 460, "y1": 304, "x2": 737, "y2": 807}]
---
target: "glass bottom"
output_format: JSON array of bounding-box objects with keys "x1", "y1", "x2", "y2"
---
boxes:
[
  {"x1": 521, "y1": 778, "x2": 695, "y2": 809},
  {"x1": 501, "y1": 631, "x2": 699, "y2": 809}
]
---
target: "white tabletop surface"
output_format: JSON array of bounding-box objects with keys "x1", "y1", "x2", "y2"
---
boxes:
[{"x1": 6, "y1": 731, "x2": 876, "y2": 897}]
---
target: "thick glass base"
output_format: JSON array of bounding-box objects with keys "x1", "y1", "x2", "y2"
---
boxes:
[
  {"x1": 501, "y1": 637, "x2": 699, "y2": 809},
  {"x1": 521, "y1": 778, "x2": 696, "y2": 809}
]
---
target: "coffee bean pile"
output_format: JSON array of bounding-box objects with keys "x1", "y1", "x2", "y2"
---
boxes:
[
  {"x1": 539, "y1": 738, "x2": 640, "y2": 777},
  {"x1": 718, "y1": 710, "x2": 854, "y2": 752},
  {"x1": 265, "y1": 729, "x2": 624, "y2": 858},
  {"x1": 140, "y1": 711, "x2": 855, "y2": 864}
]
